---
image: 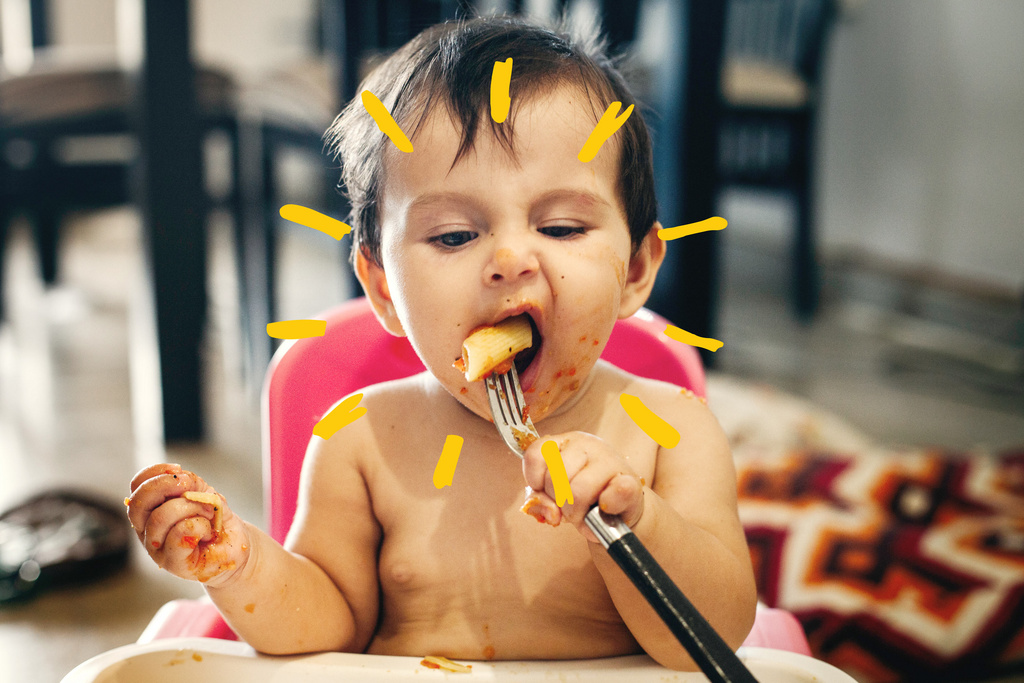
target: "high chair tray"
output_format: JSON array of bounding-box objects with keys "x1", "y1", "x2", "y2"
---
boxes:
[{"x1": 64, "y1": 638, "x2": 855, "y2": 682}]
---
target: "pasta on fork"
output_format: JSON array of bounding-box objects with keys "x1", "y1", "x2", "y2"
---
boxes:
[{"x1": 453, "y1": 315, "x2": 533, "y2": 381}]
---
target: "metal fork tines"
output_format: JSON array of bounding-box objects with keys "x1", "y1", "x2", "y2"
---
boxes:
[{"x1": 485, "y1": 366, "x2": 537, "y2": 459}]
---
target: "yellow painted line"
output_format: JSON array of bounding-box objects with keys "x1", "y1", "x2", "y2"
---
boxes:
[
  {"x1": 664, "y1": 325, "x2": 724, "y2": 352},
  {"x1": 490, "y1": 58, "x2": 513, "y2": 123},
  {"x1": 578, "y1": 102, "x2": 633, "y2": 163},
  {"x1": 658, "y1": 216, "x2": 727, "y2": 240},
  {"x1": 433, "y1": 435, "x2": 464, "y2": 489},
  {"x1": 541, "y1": 440, "x2": 574, "y2": 507},
  {"x1": 266, "y1": 320, "x2": 327, "y2": 339},
  {"x1": 620, "y1": 394, "x2": 680, "y2": 449},
  {"x1": 361, "y1": 90, "x2": 413, "y2": 153},
  {"x1": 279, "y1": 204, "x2": 351, "y2": 240},
  {"x1": 313, "y1": 394, "x2": 367, "y2": 440}
]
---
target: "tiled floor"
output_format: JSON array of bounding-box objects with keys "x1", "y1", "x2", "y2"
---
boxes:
[{"x1": 1, "y1": 208, "x2": 1022, "y2": 681}]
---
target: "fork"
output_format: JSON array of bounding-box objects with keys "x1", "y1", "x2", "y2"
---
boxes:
[{"x1": 486, "y1": 366, "x2": 759, "y2": 683}]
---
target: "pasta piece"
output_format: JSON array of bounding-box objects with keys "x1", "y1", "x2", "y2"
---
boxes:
[
  {"x1": 183, "y1": 491, "x2": 223, "y2": 532},
  {"x1": 455, "y1": 315, "x2": 533, "y2": 381},
  {"x1": 420, "y1": 656, "x2": 473, "y2": 673}
]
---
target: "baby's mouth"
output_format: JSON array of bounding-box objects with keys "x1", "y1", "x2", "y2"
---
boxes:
[{"x1": 514, "y1": 314, "x2": 541, "y2": 377}]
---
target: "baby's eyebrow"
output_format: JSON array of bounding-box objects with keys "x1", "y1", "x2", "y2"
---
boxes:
[
  {"x1": 533, "y1": 189, "x2": 613, "y2": 211},
  {"x1": 408, "y1": 192, "x2": 476, "y2": 213},
  {"x1": 406, "y1": 188, "x2": 613, "y2": 218}
]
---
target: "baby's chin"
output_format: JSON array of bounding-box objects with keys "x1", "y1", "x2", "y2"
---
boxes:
[{"x1": 438, "y1": 373, "x2": 579, "y2": 426}]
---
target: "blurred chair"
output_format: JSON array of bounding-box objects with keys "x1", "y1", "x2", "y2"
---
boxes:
[
  {"x1": 716, "y1": 0, "x2": 838, "y2": 318},
  {"x1": 230, "y1": 55, "x2": 342, "y2": 387},
  {"x1": 139, "y1": 295, "x2": 810, "y2": 656},
  {"x1": 0, "y1": 2, "x2": 240, "y2": 323},
  {"x1": 0, "y1": 1, "x2": 340, "y2": 420}
]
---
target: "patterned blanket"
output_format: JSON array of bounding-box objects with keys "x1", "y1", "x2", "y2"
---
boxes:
[{"x1": 708, "y1": 376, "x2": 1024, "y2": 682}]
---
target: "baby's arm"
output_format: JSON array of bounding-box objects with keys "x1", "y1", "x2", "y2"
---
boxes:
[
  {"x1": 522, "y1": 390, "x2": 757, "y2": 671},
  {"x1": 127, "y1": 434, "x2": 380, "y2": 654}
]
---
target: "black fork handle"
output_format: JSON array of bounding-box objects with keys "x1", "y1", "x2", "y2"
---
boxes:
[{"x1": 585, "y1": 508, "x2": 759, "y2": 683}]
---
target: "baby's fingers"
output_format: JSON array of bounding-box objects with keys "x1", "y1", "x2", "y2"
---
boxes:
[
  {"x1": 162, "y1": 516, "x2": 213, "y2": 560},
  {"x1": 163, "y1": 514, "x2": 246, "y2": 585},
  {"x1": 127, "y1": 468, "x2": 207, "y2": 535},
  {"x1": 142, "y1": 496, "x2": 215, "y2": 553},
  {"x1": 130, "y1": 463, "x2": 182, "y2": 492},
  {"x1": 597, "y1": 472, "x2": 646, "y2": 528},
  {"x1": 522, "y1": 435, "x2": 582, "y2": 496}
]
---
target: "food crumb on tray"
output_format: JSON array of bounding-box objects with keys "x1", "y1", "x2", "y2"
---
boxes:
[{"x1": 420, "y1": 655, "x2": 473, "y2": 673}]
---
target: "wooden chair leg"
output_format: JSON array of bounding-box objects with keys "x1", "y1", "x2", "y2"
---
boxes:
[
  {"x1": 0, "y1": 209, "x2": 9, "y2": 321},
  {"x1": 32, "y1": 207, "x2": 61, "y2": 286},
  {"x1": 792, "y1": 183, "x2": 819, "y2": 320},
  {"x1": 670, "y1": 0, "x2": 728, "y2": 368},
  {"x1": 791, "y1": 116, "x2": 820, "y2": 320},
  {"x1": 261, "y1": 132, "x2": 278, "y2": 331},
  {"x1": 234, "y1": 120, "x2": 275, "y2": 388}
]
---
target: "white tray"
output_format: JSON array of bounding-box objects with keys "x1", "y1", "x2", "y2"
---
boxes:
[{"x1": 64, "y1": 638, "x2": 856, "y2": 682}]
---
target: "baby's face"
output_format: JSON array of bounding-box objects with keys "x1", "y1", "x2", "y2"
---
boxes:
[{"x1": 369, "y1": 85, "x2": 641, "y2": 422}]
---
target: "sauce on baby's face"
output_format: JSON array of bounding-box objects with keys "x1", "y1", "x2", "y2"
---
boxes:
[{"x1": 375, "y1": 84, "x2": 634, "y2": 424}]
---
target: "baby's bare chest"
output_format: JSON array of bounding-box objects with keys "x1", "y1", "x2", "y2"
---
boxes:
[
  {"x1": 354, "y1": 402, "x2": 657, "y2": 656},
  {"x1": 375, "y1": 455, "x2": 579, "y2": 584},
  {"x1": 365, "y1": 432, "x2": 609, "y2": 604}
]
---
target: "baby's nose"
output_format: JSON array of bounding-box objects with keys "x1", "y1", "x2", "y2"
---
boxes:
[{"x1": 484, "y1": 245, "x2": 538, "y2": 283}]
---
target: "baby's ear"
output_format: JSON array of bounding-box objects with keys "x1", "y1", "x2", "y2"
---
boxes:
[
  {"x1": 355, "y1": 249, "x2": 406, "y2": 337},
  {"x1": 618, "y1": 222, "x2": 667, "y2": 319}
]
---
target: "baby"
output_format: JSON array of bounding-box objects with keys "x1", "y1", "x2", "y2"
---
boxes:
[{"x1": 127, "y1": 15, "x2": 756, "y2": 671}]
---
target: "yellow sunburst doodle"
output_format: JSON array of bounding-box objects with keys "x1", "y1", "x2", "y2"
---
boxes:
[
  {"x1": 541, "y1": 440, "x2": 574, "y2": 506},
  {"x1": 266, "y1": 320, "x2": 327, "y2": 340},
  {"x1": 279, "y1": 204, "x2": 352, "y2": 240},
  {"x1": 663, "y1": 325, "x2": 724, "y2": 352},
  {"x1": 658, "y1": 216, "x2": 727, "y2": 240},
  {"x1": 313, "y1": 394, "x2": 367, "y2": 440},
  {"x1": 433, "y1": 435, "x2": 465, "y2": 489},
  {"x1": 578, "y1": 101, "x2": 634, "y2": 163},
  {"x1": 620, "y1": 394, "x2": 680, "y2": 449},
  {"x1": 490, "y1": 58, "x2": 513, "y2": 123},
  {"x1": 361, "y1": 90, "x2": 414, "y2": 153},
  {"x1": 286, "y1": 67, "x2": 712, "y2": 501}
]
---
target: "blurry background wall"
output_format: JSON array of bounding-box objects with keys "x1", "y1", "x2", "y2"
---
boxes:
[
  {"x1": 817, "y1": 0, "x2": 1022, "y2": 293},
  {"x1": 31, "y1": 0, "x2": 318, "y2": 76},
  {"x1": 23, "y1": 0, "x2": 1024, "y2": 296}
]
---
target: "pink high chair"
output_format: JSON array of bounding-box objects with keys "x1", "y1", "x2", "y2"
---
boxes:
[{"x1": 139, "y1": 297, "x2": 809, "y2": 656}]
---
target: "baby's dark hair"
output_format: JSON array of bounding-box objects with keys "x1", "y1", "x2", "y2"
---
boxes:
[{"x1": 326, "y1": 14, "x2": 657, "y2": 265}]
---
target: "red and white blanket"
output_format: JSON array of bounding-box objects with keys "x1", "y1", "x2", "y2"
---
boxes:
[{"x1": 710, "y1": 377, "x2": 1024, "y2": 683}]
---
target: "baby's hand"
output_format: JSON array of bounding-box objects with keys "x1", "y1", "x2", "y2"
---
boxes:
[
  {"x1": 126, "y1": 463, "x2": 250, "y2": 586},
  {"x1": 521, "y1": 432, "x2": 645, "y2": 540}
]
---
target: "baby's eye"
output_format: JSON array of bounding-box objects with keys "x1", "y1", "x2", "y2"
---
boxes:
[
  {"x1": 539, "y1": 225, "x2": 586, "y2": 239},
  {"x1": 431, "y1": 230, "x2": 477, "y2": 248}
]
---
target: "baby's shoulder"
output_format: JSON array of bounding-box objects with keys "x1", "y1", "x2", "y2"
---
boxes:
[
  {"x1": 598, "y1": 361, "x2": 711, "y2": 417},
  {"x1": 357, "y1": 372, "x2": 435, "y2": 411},
  {"x1": 315, "y1": 373, "x2": 435, "y2": 453}
]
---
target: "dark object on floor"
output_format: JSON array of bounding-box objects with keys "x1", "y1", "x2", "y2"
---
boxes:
[{"x1": 0, "y1": 490, "x2": 129, "y2": 604}]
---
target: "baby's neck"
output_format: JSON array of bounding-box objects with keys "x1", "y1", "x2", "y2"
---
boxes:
[{"x1": 532, "y1": 360, "x2": 604, "y2": 428}]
